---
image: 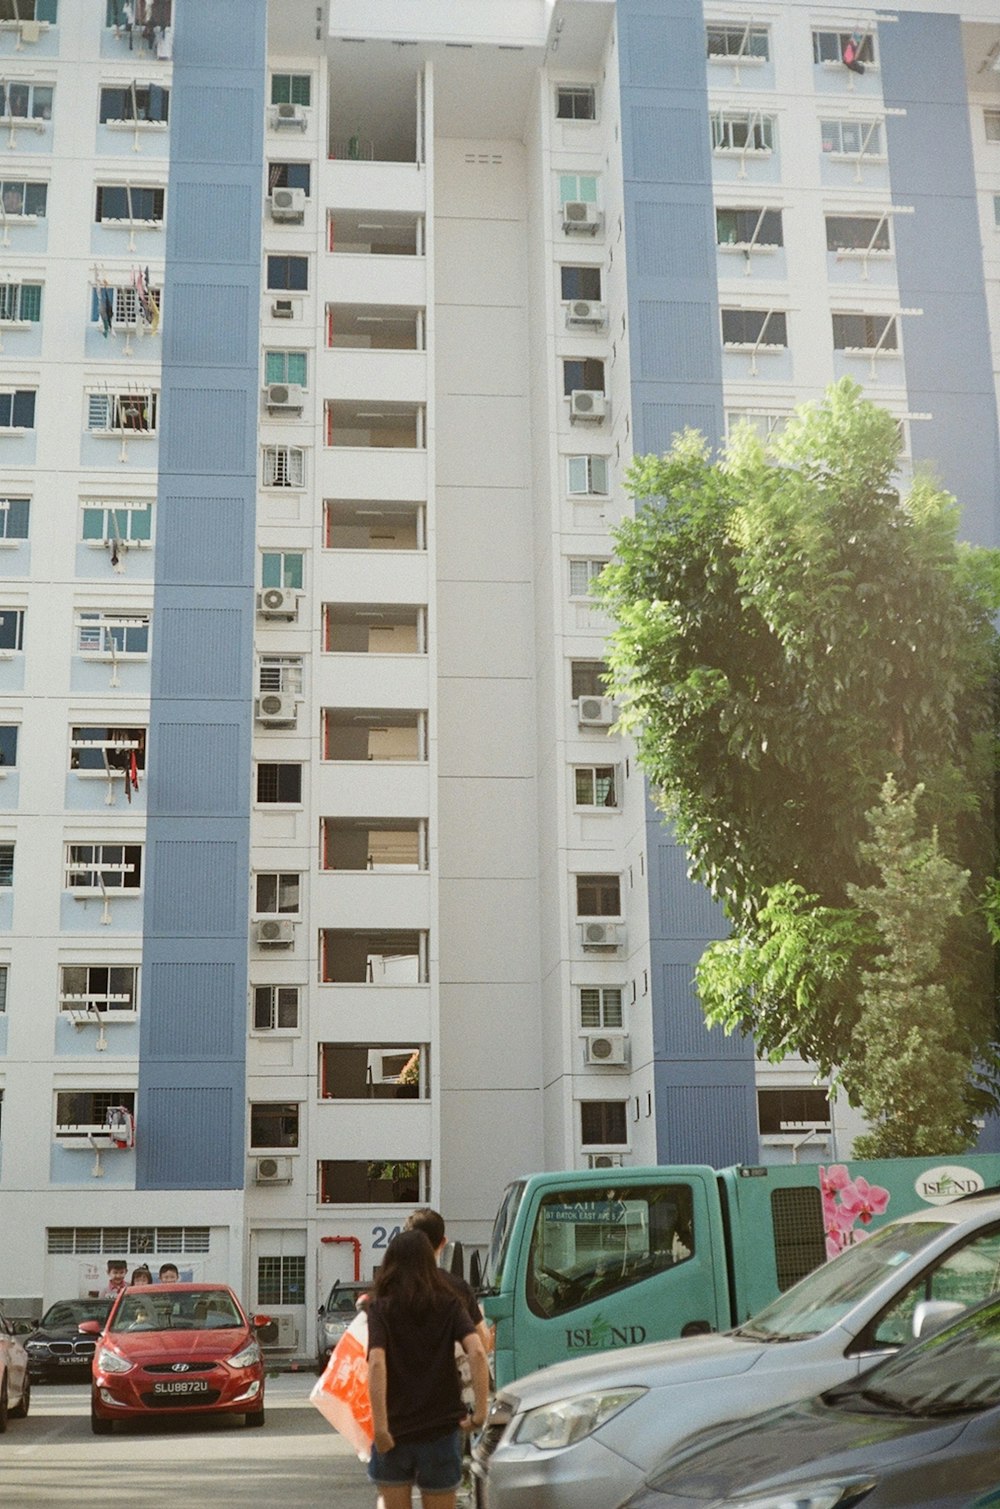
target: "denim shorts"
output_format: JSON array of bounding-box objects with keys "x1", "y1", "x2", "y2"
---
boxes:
[{"x1": 367, "y1": 1427, "x2": 463, "y2": 1493}]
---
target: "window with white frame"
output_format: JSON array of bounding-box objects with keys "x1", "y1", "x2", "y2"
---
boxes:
[
  {"x1": 94, "y1": 185, "x2": 165, "y2": 224},
  {"x1": 994, "y1": 194, "x2": 1000, "y2": 229},
  {"x1": 556, "y1": 85, "x2": 596, "y2": 121},
  {"x1": 563, "y1": 358, "x2": 605, "y2": 395},
  {"x1": 580, "y1": 1099, "x2": 627, "y2": 1145},
  {"x1": 985, "y1": 111, "x2": 1000, "y2": 143},
  {"x1": 271, "y1": 73, "x2": 311, "y2": 107},
  {"x1": 0, "y1": 0, "x2": 57, "y2": 20},
  {"x1": 65, "y1": 842, "x2": 142, "y2": 891},
  {"x1": 820, "y1": 119, "x2": 883, "y2": 157},
  {"x1": 0, "y1": 283, "x2": 41, "y2": 323},
  {"x1": 0, "y1": 81, "x2": 52, "y2": 121},
  {"x1": 813, "y1": 30, "x2": 875, "y2": 67},
  {"x1": 722, "y1": 308, "x2": 787, "y2": 347},
  {"x1": 725, "y1": 409, "x2": 788, "y2": 440},
  {"x1": 264, "y1": 351, "x2": 307, "y2": 387},
  {"x1": 0, "y1": 497, "x2": 29, "y2": 539},
  {"x1": 576, "y1": 874, "x2": 622, "y2": 917},
  {"x1": 706, "y1": 23, "x2": 768, "y2": 60},
  {"x1": 0, "y1": 610, "x2": 24, "y2": 651},
  {"x1": 91, "y1": 283, "x2": 161, "y2": 331},
  {"x1": 80, "y1": 499, "x2": 153, "y2": 545},
  {"x1": 579, "y1": 984, "x2": 624, "y2": 1029},
  {"x1": 69, "y1": 726, "x2": 146, "y2": 774},
  {"x1": 256, "y1": 763, "x2": 302, "y2": 804},
  {"x1": 558, "y1": 173, "x2": 599, "y2": 206},
  {"x1": 250, "y1": 1102, "x2": 299, "y2": 1148},
  {"x1": 262, "y1": 445, "x2": 304, "y2": 488},
  {"x1": 87, "y1": 390, "x2": 157, "y2": 433},
  {"x1": 76, "y1": 612, "x2": 149, "y2": 657},
  {"x1": 59, "y1": 964, "x2": 138, "y2": 1016},
  {"x1": 711, "y1": 113, "x2": 774, "y2": 152},
  {"x1": 832, "y1": 312, "x2": 898, "y2": 351},
  {"x1": 0, "y1": 844, "x2": 13, "y2": 886},
  {"x1": 55, "y1": 1089, "x2": 135, "y2": 1139},
  {"x1": 1, "y1": 179, "x2": 47, "y2": 217},
  {"x1": 569, "y1": 559, "x2": 608, "y2": 599},
  {"x1": 571, "y1": 660, "x2": 607, "y2": 699},
  {"x1": 266, "y1": 255, "x2": 308, "y2": 291},
  {"x1": 825, "y1": 215, "x2": 890, "y2": 252},
  {"x1": 0, "y1": 391, "x2": 36, "y2": 429},
  {"x1": 260, "y1": 551, "x2": 303, "y2": 590},
  {"x1": 258, "y1": 653, "x2": 303, "y2": 694},
  {"x1": 98, "y1": 84, "x2": 169, "y2": 123},
  {"x1": 252, "y1": 984, "x2": 299, "y2": 1032},
  {"x1": 0, "y1": 727, "x2": 17, "y2": 768},
  {"x1": 0, "y1": 964, "x2": 7, "y2": 1012},
  {"x1": 268, "y1": 161, "x2": 310, "y2": 193},
  {"x1": 574, "y1": 765, "x2": 619, "y2": 809},
  {"x1": 567, "y1": 455, "x2": 609, "y2": 496},
  {"x1": 561, "y1": 266, "x2": 602, "y2": 301},
  {"x1": 255, "y1": 872, "x2": 300, "y2": 916},
  {"x1": 716, "y1": 207, "x2": 782, "y2": 248}
]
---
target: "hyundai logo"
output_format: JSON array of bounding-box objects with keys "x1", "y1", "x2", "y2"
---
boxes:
[{"x1": 171, "y1": 1363, "x2": 191, "y2": 1373}]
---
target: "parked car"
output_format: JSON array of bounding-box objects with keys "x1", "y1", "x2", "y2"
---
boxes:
[
  {"x1": 316, "y1": 1281, "x2": 368, "y2": 1371},
  {"x1": 0, "y1": 1305, "x2": 30, "y2": 1430},
  {"x1": 474, "y1": 1194, "x2": 1000, "y2": 1509},
  {"x1": 84, "y1": 1282, "x2": 270, "y2": 1434},
  {"x1": 621, "y1": 1289, "x2": 1000, "y2": 1508},
  {"x1": 24, "y1": 1298, "x2": 111, "y2": 1381}
]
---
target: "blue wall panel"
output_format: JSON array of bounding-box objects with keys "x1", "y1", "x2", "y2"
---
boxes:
[
  {"x1": 136, "y1": 0, "x2": 265, "y2": 1191},
  {"x1": 618, "y1": 0, "x2": 758, "y2": 1168}
]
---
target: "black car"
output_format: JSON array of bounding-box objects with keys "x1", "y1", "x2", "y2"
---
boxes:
[
  {"x1": 620, "y1": 1291, "x2": 1000, "y2": 1509},
  {"x1": 316, "y1": 1281, "x2": 367, "y2": 1370},
  {"x1": 25, "y1": 1298, "x2": 112, "y2": 1380}
]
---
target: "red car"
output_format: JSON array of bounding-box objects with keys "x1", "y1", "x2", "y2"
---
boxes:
[{"x1": 83, "y1": 1283, "x2": 270, "y2": 1433}]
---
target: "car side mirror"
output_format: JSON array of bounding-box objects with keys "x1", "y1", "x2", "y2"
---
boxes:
[
  {"x1": 77, "y1": 1320, "x2": 102, "y2": 1335},
  {"x1": 912, "y1": 1300, "x2": 966, "y2": 1339}
]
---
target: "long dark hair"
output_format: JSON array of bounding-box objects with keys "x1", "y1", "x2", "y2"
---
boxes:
[{"x1": 374, "y1": 1228, "x2": 453, "y2": 1311}]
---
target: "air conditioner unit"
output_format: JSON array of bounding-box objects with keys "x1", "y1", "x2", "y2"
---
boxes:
[
  {"x1": 563, "y1": 201, "x2": 603, "y2": 234},
  {"x1": 255, "y1": 693, "x2": 297, "y2": 726},
  {"x1": 580, "y1": 920, "x2": 625, "y2": 951},
  {"x1": 570, "y1": 390, "x2": 607, "y2": 423},
  {"x1": 271, "y1": 299, "x2": 295, "y2": 319},
  {"x1": 259, "y1": 1313, "x2": 298, "y2": 1348},
  {"x1": 254, "y1": 918, "x2": 295, "y2": 946},
  {"x1": 566, "y1": 300, "x2": 607, "y2": 328},
  {"x1": 254, "y1": 1156, "x2": 294, "y2": 1185},
  {"x1": 272, "y1": 102, "x2": 306, "y2": 130},
  {"x1": 578, "y1": 696, "x2": 614, "y2": 727},
  {"x1": 588, "y1": 1152, "x2": 624, "y2": 1168},
  {"x1": 584, "y1": 1032, "x2": 629, "y2": 1067},
  {"x1": 266, "y1": 383, "x2": 305, "y2": 414},
  {"x1": 270, "y1": 187, "x2": 306, "y2": 222},
  {"x1": 257, "y1": 588, "x2": 299, "y2": 619}
]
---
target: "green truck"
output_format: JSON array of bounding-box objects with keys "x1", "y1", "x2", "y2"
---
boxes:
[{"x1": 479, "y1": 1155, "x2": 1000, "y2": 1387}]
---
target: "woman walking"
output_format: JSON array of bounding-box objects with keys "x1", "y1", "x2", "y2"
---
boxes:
[{"x1": 367, "y1": 1229, "x2": 488, "y2": 1509}]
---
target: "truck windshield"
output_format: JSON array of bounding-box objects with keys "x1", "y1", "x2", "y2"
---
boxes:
[
  {"x1": 737, "y1": 1221, "x2": 946, "y2": 1340},
  {"x1": 480, "y1": 1180, "x2": 526, "y2": 1293}
]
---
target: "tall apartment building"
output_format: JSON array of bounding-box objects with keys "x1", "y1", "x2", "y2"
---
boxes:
[{"x1": 0, "y1": 0, "x2": 998, "y2": 1359}]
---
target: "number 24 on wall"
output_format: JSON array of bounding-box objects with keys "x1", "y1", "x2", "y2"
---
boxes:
[{"x1": 371, "y1": 1224, "x2": 402, "y2": 1249}]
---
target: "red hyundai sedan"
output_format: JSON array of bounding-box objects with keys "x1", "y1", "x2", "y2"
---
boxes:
[{"x1": 84, "y1": 1283, "x2": 270, "y2": 1433}]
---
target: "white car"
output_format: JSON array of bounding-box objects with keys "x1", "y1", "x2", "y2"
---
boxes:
[
  {"x1": 0, "y1": 1305, "x2": 30, "y2": 1430},
  {"x1": 473, "y1": 1194, "x2": 1000, "y2": 1509}
]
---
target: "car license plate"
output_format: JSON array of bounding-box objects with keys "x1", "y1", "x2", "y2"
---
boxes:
[
  {"x1": 58, "y1": 1356, "x2": 82, "y2": 1365},
  {"x1": 152, "y1": 1380, "x2": 209, "y2": 1395}
]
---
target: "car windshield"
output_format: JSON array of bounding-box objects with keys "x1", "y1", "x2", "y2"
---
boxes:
[
  {"x1": 842, "y1": 1294, "x2": 1000, "y2": 1416},
  {"x1": 735, "y1": 1221, "x2": 946, "y2": 1340},
  {"x1": 40, "y1": 1299, "x2": 112, "y2": 1329},
  {"x1": 109, "y1": 1290, "x2": 243, "y2": 1332},
  {"x1": 324, "y1": 1286, "x2": 361, "y2": 1315}
]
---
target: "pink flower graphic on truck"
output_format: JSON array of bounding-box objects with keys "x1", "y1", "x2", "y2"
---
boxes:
[{"x1": 820, "y1": 1165, "x2": 890, "y2": 1259}]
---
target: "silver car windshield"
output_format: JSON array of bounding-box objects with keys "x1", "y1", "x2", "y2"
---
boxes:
[{"x1": 736, "y1": 1221, "x2": 946, "y2": 1340}]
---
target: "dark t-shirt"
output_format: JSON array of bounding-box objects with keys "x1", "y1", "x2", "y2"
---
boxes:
[
  {"x1": 367, "y1": 1291, "x2": 474, "y2": 1442},
  {"x1": 441, "y1": 1270, "x2": 484, "y2": 1328}
]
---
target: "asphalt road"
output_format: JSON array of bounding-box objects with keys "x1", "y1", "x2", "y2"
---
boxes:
[{"x1": 2, "y1": 1372, "x2": 378, "y2": 1508}]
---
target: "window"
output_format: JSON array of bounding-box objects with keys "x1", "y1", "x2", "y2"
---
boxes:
[
  {"x1": 264, "y1": 351, "x2": 307, "y2": 387},
  {"x1": 0, "y1": 611, "x2": 24, "y2": 651},
  {"x1": 569, "y1": 559, "x2": 607, "y2": 598},
  {"x1": 561, "y1": 266, "x2": 602, "y2": 301},
  {"x1": 81, "y1": 501, "x2": 152, "y2": 544},
  {"x1": 716, "y1": 207, "x2": 782, "y2": 247},
  {"x1": 0, "y1": 727, "x2": 17, "y2": 767},
  {"x1": 574, "y1": 766, "x2": 618, "y2": 809},
  {"x1": 258, "y1": 654, "x2": 303, "y2": 695},
  {"x1": 99, "y1": 84, "x2": 169, "y2": 123},
  {"x1": 250, "y1": 1102, "x2": 299, "y2": 1148},
  {"x1": 271, "y1": 74, "x2": 311, "y2": 107},
  {"x1": 832, "y1": 312, "x2": 898, "y2": 351},
  {"x1": 76, "y1": 612, "x2": 150, "y2": 657},
  {"x1": 576, "y1": 874, "x2": 621, "y2": 918},
  {"x1": 59, "y1": 964, "x2": 138, "y2": 1016},
  {"x1": 0, "y1": 391, "x2": 36, "y2": 429},
  {"x1": 266, "y1": 255, "x2": 308, "y2": 292},
  {"x1": 55, "y1": 1090, "x2": 135, "y2": 1139},
  {"x1": 252, "y1": 984, "x2": 299, "y2": 1032},
  {"x1": 319, "y1": 1160, "x2": 426, "y2": 1205},
  {"x1": 1, "y1": 180, "x2": 47, "y2": 217},
  {"x1": 69, "y1": 726, "x2": 146, "y2": 774},
  {"x1": 65, "y1": 843, "x2": 142, "y2": 891},
  {"x1": 563, "y1": 358, "x2": 605, "y2": 395},
  {"x1": 0, "y1": 283, "x2": 41, "y2": 323},
  {"x1": 0, "y1": 844, "x2": 13, "y2": 886},
  {"x1": 94, "y1": 185, "x2": 165, "y2": 223},
  {"x1": 984, "y1": 111, "x2": 1000, "y2": 143},
  {"x1": 257, "y1": 1255, "x2": 305, "y2": 1306},
  {"x1": 87, "y1": 391, "x2": 157, "y2": 433},
  {"x1": 558, "y1": 173, "x2": 598, "y2": 206},
  {"x1": 571, "y1": 660, "x2": 607, "y2": 698},
  {"x1": 0, "y1": 81, "x2": 53, "y2": 120},
  {"x1": 580, "y1": 985, "x2": 624, "y2": 1029},
  {"x1": 320, "y1": 1043, "x2": 424, "y2": 1099},
  {"x1": 255, "y1": 873, "x2": 300, "y2": 916},
  {"x1": 580, "y1": 1099, "x2": 627, "y2": 1145},
  {"x1": 820, "y1": 119, "x2": 883, "y2": 156},
  {"x1": 813, "y1": 30, "x2": 875, "y2": 66},
  {"x1": 256, "y1": 763, "x2": 302, "y2": 804},
  {"x1": 711, "y1": 113, "x2": 774, "y2": 152},
  {"x1": 0, "y1": 498, "x2": 29, "y2": 539},
  {"x1": 268, "y1": 161, "x2": 310, "y2": 193},
  {"x1": 726, "y1": 409, "x2": 788, "y2": 440},
  {"x1": 262, "y1": 445, "x2": 304, "y2": 488},
  {"x1": 556, "y1": 85, "x2": 596, "y2": 121},
  {"x1": 90, "y1": 283, "x2": 161, "y2": 332},
  {"x1": 0, "y1": 0, "x2": 57, "y2": 19},
  {"x1": 47, "y1": 1223, "x2": 207, "y2": 1257},
  {"x1": 707, "y1": 24, "x2": 768, "y2": 59},
  {"x1": 260, "y1": 551, "x2": 303, "y2": 590},
  {"x1": 320, "y1": 929, "x2": 427, "y2": 984},
  {"x1": 722, "y1": 308, "x2": 787, "y2": 347},
  {"x1": 567, "y1": 455, "x2": 609, "y2": 496},
  {"x1": 0, "y1": 964, "x2": 7, "y2": 1012},
  {"x1": 825, "y1": 215, "x2": 890, "y2": 252},
  {"x1": 994, "y1": 194, "x2": 1000, "y2": 230},
  {"x1": 758, "y1": 1087, "x2": 831, "y2": 1135}
]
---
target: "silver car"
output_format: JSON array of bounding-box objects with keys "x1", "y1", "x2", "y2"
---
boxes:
[{"x1": 473, "y1": 1195, "x2": 1000, "y2": 1509}]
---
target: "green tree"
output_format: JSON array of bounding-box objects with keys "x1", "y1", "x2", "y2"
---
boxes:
[{"x1": 598, "y1": 380, "x2": 1000, "y2": 1106}]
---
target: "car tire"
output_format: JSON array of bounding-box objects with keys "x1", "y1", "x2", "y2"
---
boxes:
[
  {"x1": 0, "y1": 1377, "x2": 8, "y2": 1434},
  {"x1": 9, "y1": 1374, "x2": 29, "y2": 1419},
  {"x1": 90, "y1": 1397, "x2": 113, "y2": 1436},
  {"x1": 244, "y1": 1404, "x2": 266, "y2": 1427}
]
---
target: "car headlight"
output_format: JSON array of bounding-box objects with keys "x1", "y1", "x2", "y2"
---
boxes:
[
  {"x1": 96, "y1": 1347, "x2": 134, "y2": 1374},
  {"x1": 322, "y1": 1320, "x2": 345, "y2": 1339},
  {"x1": 714, "y1": 1482, "x2": 876, "y2": 1509},
  {"x1": 227, "y1": 1339, "x2": 261, "y2": 1369},
  {"x1": 25, "y1": 1341, "x2": 47, "y2": 1353},
  {"x1": 514, "y1": 1387, "x2": 647, "y2": 1450}
]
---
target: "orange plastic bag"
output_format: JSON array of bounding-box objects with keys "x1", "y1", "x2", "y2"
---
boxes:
[{"x1": 309, "y1": 1311, "x2": 374, "y2": 1460}]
